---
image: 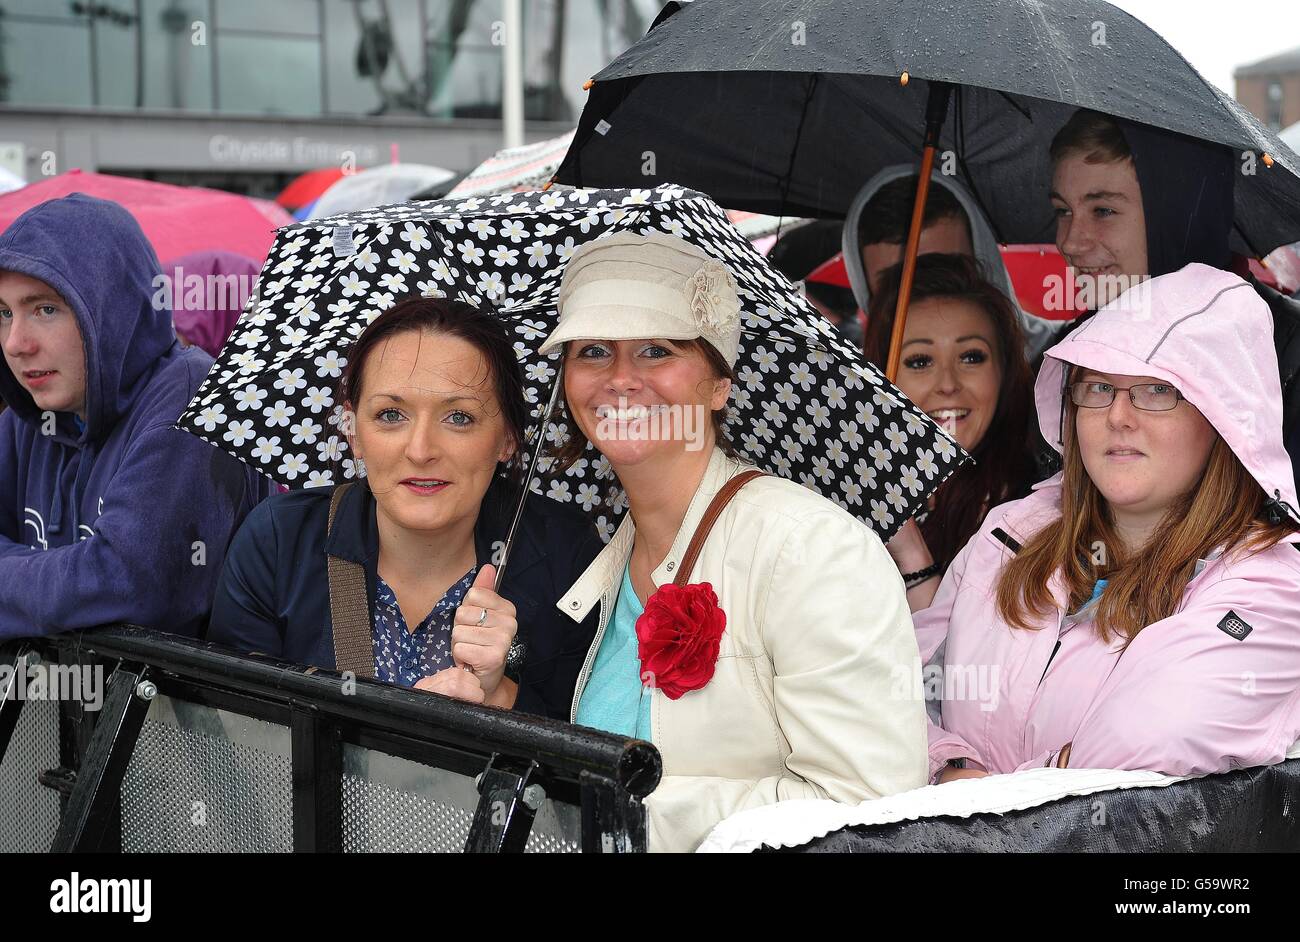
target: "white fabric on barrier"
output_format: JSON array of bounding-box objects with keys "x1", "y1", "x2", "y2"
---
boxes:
[{"x1": 697, "y1": 737, "x2": 1300, "y2": 853}]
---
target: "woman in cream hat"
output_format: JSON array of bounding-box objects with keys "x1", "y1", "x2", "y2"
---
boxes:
[{"x1": 543, "y1": 230, "x2": 927, "y2": 852}]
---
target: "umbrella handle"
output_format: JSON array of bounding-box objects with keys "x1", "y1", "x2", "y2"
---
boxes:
[
  {"x1": 494, "y1": 360, "x2": 566, "y2": 591},
  {"x1": 885, "y1": 82, "x2": 953, "y2": 384}
]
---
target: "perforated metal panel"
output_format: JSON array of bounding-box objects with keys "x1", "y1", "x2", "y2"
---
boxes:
[
  {"x1": 523, "y1": 799, "x2": 582, "y2": 854},
  {"x1": 341, "y1": 744, "x2": 477, "y2": 852},
  {"x1": 120, "y1": 696, "x2": 293, "y2": 853},
  {"x1": 0, "y1": 697, "x2": 61, "y2": 852},
  {"x1": 339, "y1": 744, "x2": 582, "y2": 853}
]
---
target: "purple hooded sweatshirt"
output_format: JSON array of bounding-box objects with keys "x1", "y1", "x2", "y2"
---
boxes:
[
  {"x1": 918, "y1": 264, "x2": 1300, "y2": 781},
  {"x1": 0, "y1": 194, "x2": 271, "y2": 639}
]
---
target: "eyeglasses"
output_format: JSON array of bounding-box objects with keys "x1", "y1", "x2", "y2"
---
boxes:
[{"x1": 1069, "y1": 381, "x2": 1184, "y2": 412}]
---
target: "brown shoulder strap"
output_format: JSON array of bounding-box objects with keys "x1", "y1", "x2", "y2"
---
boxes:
[
  {"x1": 326, "y1": 482, "x2": 375, "y2": 679},
  {"x1": 674, "y1": 469, "x2": 767, "y2": 586}
]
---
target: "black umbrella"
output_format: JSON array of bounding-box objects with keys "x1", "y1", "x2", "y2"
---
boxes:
[
  {"x1": 555, "y1": 0, "x2": 1300, "y2": 373},
  {"x1": 558, "y1": 0, "x2": 1300, "y2": 250}
]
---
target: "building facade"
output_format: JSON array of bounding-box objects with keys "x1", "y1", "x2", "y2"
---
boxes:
[
  {"x1": 1234, "y1": 46, "x2": 1300, "y2": 133},
  {"x1": 0, "y1": 0, "x2": 656, "y2": 195}
]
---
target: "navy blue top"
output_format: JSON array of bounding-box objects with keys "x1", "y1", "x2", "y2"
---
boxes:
[
  {"x1": 372, "y1": 568, "x2": 476, "y2": 686},
  {"x1": 207, "y1": 476, "x2": 603, "y2": 720}
]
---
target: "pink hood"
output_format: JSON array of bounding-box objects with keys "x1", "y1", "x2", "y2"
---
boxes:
[
  {"x1": 1035, "y1": 263, "x2": 1299, "y2": 521},
  {"x1": 916, "y1": 264, "x2": 1300, "y2": 781}
]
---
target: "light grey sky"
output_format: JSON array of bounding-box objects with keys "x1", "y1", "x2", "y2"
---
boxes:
[{"x1": 1107, "y1": 0, "x2": 1300, "y2": 94}]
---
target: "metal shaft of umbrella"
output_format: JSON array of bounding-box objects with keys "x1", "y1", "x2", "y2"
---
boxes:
[
  {"x1": 886, "y1": 80, "x2": 953, "y2": 383},
  {"x1": 494, "y1": 359, "x2": 566, "y2": 590}
]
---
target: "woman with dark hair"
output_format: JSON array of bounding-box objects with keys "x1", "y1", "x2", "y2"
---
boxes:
[
  {"x1": 864, "y1": 253, "x2": 1037, "y2": 609},
  {"x1": 208, "y1": 296, "x2": 602, "y2": 719}
]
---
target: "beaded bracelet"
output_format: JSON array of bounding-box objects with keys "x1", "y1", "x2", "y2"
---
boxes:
[{"x1": 902, "y1": 563, "x2": 941, "y2": 588}]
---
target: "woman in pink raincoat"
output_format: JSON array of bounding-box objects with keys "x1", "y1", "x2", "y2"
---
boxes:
[{"x1": 917, "y1": 263, "x2": 1300, "y2": 784}]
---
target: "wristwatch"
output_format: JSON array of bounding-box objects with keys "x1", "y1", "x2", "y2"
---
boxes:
[{"x1": 504, "y1": 637, "x2": 526, "y2": 683}]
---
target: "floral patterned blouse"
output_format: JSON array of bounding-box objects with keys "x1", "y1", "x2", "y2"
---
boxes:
[{"x1": 371, "y1": 566, "x2": 478, "y2": 686}]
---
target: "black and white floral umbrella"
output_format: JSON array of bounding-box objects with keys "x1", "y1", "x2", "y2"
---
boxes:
[{"x1": 177, "y1": 185, "x2": 967, "y2": 542}]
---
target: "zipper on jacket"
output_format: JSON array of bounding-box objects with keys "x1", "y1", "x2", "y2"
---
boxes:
[{"x1": 570, "y1": 591, "x2": 610, "y2": 723}]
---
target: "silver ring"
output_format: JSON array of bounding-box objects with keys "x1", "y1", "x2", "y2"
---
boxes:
[{"x1": 475, "y1": 607, "x2": 488, "y2": 627}]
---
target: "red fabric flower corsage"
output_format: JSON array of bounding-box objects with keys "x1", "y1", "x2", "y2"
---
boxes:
[{"x1": 635, "y1": 582, "x2": 727, "y2": 700}]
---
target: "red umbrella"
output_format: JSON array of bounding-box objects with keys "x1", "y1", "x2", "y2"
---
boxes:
[
  {"x1": 805, "y1": 245, "x2": 1075, "y2": 321},
  {"x1": 0, "y1": 170, "x2": 284, "y2": 263},
  {"x1": 275, "y1": 167, "x2": 346, "y2": 212}
]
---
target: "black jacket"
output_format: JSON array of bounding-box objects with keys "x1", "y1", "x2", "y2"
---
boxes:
[{"x1": 206, "y1": 477, "x2": 602, "y2": 720}]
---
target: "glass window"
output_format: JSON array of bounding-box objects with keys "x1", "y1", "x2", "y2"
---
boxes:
[
  {"x1": 2, "y1": 1, "x2": 89, "y2": 19},
  {"x1": 322, "y1": 0, "x2": 424, "y2": 116},
  {"x1": 140, "y1": 0, "x2": 215, "y2": 111},
  {"x1": 214, "y1": 0, "x2": 322, "y2": 37},
  {"x1": 0, "y1": 19, "x2": 93, "y2": 107},
  {"x1": 521, "y1": 0, "x2": 657, "y2": 122},
  {"x1": 93, "y1": 11, "x2": 141, "y2": 109},
  {"x1": 426, "y1": 0, "x2": 502, "y2": 119},
  {"x1": 216, "y1": 33, "x2": 322, "y2": 115}
]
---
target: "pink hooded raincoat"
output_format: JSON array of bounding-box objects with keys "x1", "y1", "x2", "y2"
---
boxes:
[{"x1": 917, "y1": 264, "x2": 1300, "y2": 781}]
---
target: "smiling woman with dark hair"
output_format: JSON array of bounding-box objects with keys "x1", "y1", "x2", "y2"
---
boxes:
[
  {"x1": 865, "y1": 253, "x2": 1037, "y2": 609},
  {"x1": 208, "y1": 296, "x2": 603, "y2": 719}
]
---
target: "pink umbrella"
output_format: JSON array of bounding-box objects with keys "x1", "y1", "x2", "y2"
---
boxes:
[{"x1": 0, "y1": 170, "x2": 286, "y2": 264}]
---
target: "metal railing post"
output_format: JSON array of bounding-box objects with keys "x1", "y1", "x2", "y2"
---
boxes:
[
  {"x1": 580, "y1": 770, "x2": 649, "y2": 854},
  {"x1": 465, "y1": 754, "x2": 543, "y2": 853},
  {"x1": 291, "y1": 708, "x2": 343, "y2": 853},
  {"x1": 50, "y1": 663, "x2": 152, "y2": 853},
  {"x1": 0, "y1": 645, "x2": 29, "y2": 766}
]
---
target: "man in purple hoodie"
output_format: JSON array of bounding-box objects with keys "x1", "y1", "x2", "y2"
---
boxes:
[{"x1": 0, "y1": 194, "x2": 270, "y2": 639}]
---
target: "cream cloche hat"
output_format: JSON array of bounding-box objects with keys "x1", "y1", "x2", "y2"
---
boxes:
[{"x1": 538, "y1": 230, "x2": 743, "y2": 366}]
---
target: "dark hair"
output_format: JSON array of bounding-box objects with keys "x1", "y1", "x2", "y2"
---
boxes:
[
  {"x1": 858, "y1": 175, "x2": 970, "y2": 248},
  {"x1": 338, "y1": 296, "x2": 528, "y2": 479},
  {"x1": 865, "y1": 254, "x2": 1036, "y2": 571},
  {"x1": 1050, "y1": 109, "x2": 1133, "y2": 166},
  {"x1": 552, "y1": 337, "x2": 739, "y2": 473}
]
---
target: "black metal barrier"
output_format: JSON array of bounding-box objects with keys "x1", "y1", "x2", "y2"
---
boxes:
[
  {"x1": 0, "y1": 626, "x2": 661, "y2": 853},
  {"x1": 775, "y1": 759, "x2": 1300, "y2": 853}
]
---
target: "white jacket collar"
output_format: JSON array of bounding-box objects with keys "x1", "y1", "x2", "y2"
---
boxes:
[{"x1": 556, "y1": 448, "x2": 752, "y2": 621}]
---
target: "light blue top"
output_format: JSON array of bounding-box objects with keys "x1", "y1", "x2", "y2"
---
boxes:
[{"x1": 574, "y1": 564, "x2": 653, "y2": 741}]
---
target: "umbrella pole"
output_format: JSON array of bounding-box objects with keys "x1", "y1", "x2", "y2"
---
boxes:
[
  {"x1": 494, "y1": 360, "x2": 566, "y2": 590},
  {"x1": 885, "y1": 82, "x2": 953, "y2": 383}
]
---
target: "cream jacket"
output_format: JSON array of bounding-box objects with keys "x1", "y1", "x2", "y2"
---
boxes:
[{"x1": 557, "y1": 448, "x2": 928, "y2": 851}]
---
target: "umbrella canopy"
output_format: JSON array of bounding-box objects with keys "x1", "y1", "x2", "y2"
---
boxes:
[
  {"x1": 447, "y1": 131, "x2": 578, "y2": 198},
  {"x1": 176, "y1": 185, "x2": 967, "y2": 541},
  {"x1": 0, "y1": 169, "x2": 285, "y2": 262},
  {"x1": 249, "y1": 197, "x2": 295, "y2": 229},
  {"x1": 306, "y1": 163, "x2": 457, "y2": 221},
  {"x1": 276, "y1": 167, "x2": 346, "y2": 212},
  {"x1": 556, "y1": 0, "x2": 1300, "y2": 258},
  {"x1": 0, "y1": 167, "x2": 24, "y2": 195},
  {"x1": 442, "y1": 129, "x2": 804, "y2": 243}
]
